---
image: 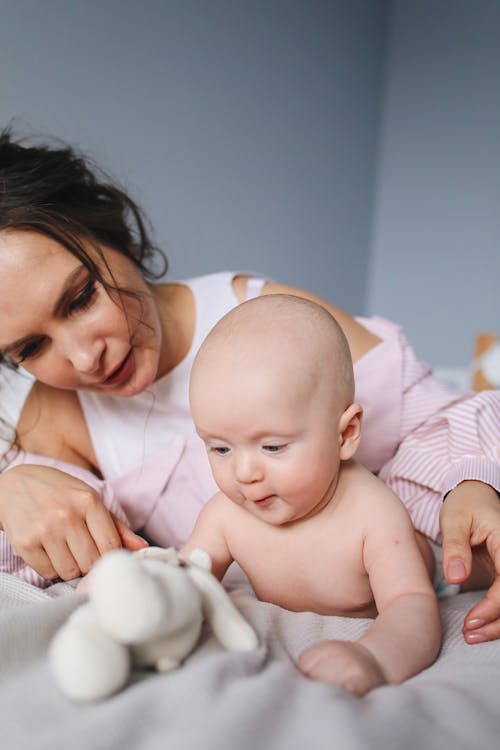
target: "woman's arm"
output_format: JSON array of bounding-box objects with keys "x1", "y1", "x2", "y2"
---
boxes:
[{"x1": 17, "y1": 380, "x2": 98, "y2": 470}]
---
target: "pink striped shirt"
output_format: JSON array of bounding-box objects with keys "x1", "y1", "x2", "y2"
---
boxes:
[{"x1": 356, "y1": 317, "x2": 500, "y2": 542}]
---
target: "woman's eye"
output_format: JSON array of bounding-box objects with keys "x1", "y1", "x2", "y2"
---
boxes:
[
  {"x1": 16, "y1": 338, "x2": 46, "y2": 363},
  {"x1": 68, "y1": 279, "x2": 97, "y2": 314}
]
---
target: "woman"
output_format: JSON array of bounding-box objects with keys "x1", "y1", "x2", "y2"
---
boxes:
[{"x1": 0, "y1": 128, "x2": 499, "y2": 644}]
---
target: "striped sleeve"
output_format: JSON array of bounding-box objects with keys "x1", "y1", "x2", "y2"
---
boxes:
[
  {"x1": 0, "y1": 535, "x2": 53, "y2": 588},
  {"x1": 382, "y1": 389, "x2": 500, "y2": 542},
  {"x1": 440, "y1": 392, "x2": 500, "y2": 496}
]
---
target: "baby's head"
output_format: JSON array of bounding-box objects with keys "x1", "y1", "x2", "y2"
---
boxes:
[
  {"x1": 190, "y1": 295, "x2": 362, "y2": 523},
  {"x1": 190, "y1": 293, "x2": 354, "y2": 422}
]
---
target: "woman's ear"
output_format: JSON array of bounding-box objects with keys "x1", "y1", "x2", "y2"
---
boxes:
[{"x1": 338, "y1": 403, "x2": 363, "y2": 461}]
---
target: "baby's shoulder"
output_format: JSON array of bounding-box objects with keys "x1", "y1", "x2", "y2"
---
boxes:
[
  {"x1": 201, "y1": 491, "x2": 243, "y2": 522},
  {"x1": 343, "y1": 461, "x2": 410, "y2": 518}
]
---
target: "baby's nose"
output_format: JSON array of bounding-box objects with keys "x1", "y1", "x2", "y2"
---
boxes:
[{"x1": 235, "y1": 452, "x2": 263, "y2": 483}]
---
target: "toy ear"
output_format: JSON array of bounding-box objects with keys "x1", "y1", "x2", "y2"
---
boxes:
[
  {"x1": 135, "y1": 546, "x2": 181, "y2": 564},
  {"x1": 187, "y1": 563, "x2": 258, "y2": 652},
  {"x1": 186, "y1": 548, "x2": 212, "y2": 570},
  {"x1": 338, "y1": 403, "x2": 363, "y2": 461}
]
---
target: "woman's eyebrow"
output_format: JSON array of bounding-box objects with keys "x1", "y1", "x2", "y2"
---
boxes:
[
  {"x1": 51, "y1": 265, "x2": 87, "y2": 316},
  {"x1": 0, "y1": 265, "x2": 86, "y2": 355}
]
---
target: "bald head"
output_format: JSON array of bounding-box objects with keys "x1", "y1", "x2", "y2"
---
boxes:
[{"x1": 190, "y1": 294, "x2": 354, "y2": 416}]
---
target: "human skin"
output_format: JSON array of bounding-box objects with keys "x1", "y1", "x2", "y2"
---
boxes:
[
  {"x1": 182, "y1": 299, "x2": 441, "y2": 695},
  {"x1": 440, "y1": 481, "x2": 500, "y2": 644},
  {"x1": 0, "y1": 228, "x2": 498, "y2": 643},
  {"x1": 183, "y1": 471, "x2": 441, "y2": 695},
  {"x1": 0, "y1": 230, "x2": 377, "y2": 580}
]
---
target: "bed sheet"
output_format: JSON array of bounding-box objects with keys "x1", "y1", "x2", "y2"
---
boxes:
[{"x1": 2, "y1": 567, "x2": 500, "y2": 750}]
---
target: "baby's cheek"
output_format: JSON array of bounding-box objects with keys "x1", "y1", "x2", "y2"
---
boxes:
[{"x1": 212, "y1": 466, "x2": 232, "y2": 494}]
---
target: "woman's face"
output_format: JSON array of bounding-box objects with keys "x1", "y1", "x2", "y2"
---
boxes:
[{"x1": 0, "y1": 229, "x2": 165, "y2": 396}]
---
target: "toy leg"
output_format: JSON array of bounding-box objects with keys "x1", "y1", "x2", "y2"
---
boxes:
[{"x1": 49, "y1": 603, "x2": 130, "y2": 702}]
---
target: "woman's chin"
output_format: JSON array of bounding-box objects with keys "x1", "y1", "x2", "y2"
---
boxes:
[{"x1": 88, "y1": 357, "x2": 158, "y2": 397}]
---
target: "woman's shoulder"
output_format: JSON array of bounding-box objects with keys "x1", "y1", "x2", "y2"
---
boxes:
[
  {"x1": 259, "y1": 281, "x2": 381, "y2": 363},
  {"x1": 17, "y1": 380, "x2": 98, "y2": 471},
  {"x1": 177, "y1": 271, "x2": 263, "y2": 301}
]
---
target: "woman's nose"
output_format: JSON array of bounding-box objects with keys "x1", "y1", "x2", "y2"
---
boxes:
[
  {"x1": 59, "y1": 330, "x2": 105, "y2": 374},
  {"x1": 234, "y1": 452, "x2": 263, "y2": 484}
]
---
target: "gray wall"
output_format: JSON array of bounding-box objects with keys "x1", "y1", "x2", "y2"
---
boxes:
[
  {"x1": 369, "y1": 0, "x2": 500, "y2": 365},
  {"x1": 0, "y1": 0, "x2": 386, "y2": 314},
  {"x1": 3, "y1": 1, "x2": 499, "y2": 367}
]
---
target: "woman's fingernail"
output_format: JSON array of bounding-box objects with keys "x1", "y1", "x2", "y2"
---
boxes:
[
  {"x1": 447, "y1": 559, "x2": 466, "y2": 581},
  {"x1": 465, "y1": 631, "x2": 487, "y2": 644},
  {"x1": 466, "y1": 618, "x2": 486, "y2": 630}
]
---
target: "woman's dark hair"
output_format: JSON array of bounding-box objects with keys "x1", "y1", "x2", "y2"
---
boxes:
[
  {"x1": 0, "y1": 128, "x2": 168, "y2": 460},
  {"x1": 0, "y1": 127, "x2": 167, "y2": 281}
]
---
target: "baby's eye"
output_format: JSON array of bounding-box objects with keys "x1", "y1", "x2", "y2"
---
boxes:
[
  {"x1": 211, "y1": 446, "x2": 230, "y2": 455},
  {"x1": 263, "y1": 444, "x2": 287, "y2": 453}
]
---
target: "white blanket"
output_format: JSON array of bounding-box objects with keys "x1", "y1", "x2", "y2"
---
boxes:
[{"x1": 1, "y1": 569, "x2": 499, "y2": 750}]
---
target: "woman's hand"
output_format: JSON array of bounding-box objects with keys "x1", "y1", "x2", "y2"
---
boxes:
[
  {"x1": 440, "y1": 480, "x2": 500, "y2": 643},
  {"x1": 0, "y1": 464, "x2": 146, "y2": 581}
]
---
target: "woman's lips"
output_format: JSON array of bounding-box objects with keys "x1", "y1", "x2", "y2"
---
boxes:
[{"x1": 101, "y1": 349, "x2": 135, "y2": 387}]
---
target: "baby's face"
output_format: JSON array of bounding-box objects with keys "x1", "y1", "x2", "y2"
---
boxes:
[{"x1": 191, "y1": 357, "x2": 342, "y2": 526}]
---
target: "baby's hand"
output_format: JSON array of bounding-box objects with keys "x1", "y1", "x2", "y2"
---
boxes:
[
  {"x1": 76, "y1": 573, "x2": 91, "y2": 593},
  {"x1": 298, "y1": 640, "x2": 386, "y2": 696}
]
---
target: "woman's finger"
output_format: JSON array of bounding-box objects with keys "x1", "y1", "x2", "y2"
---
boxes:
[
  {"x1": 66, "y1": 525, "x2": 101, "y2": 576},
  {"x1": 18, "y1": 546, "x2": 59, "y2": 581},
  {"x1": 463, "y1": 576, "x2": 500, "y2": 643},
  {"x1": 112, "y1": 515, "x2": 148, "y2": 550},
  {"x1": 440, "y1": 510, "x2": 473, "y2": 583},
  {"x1": 85, "y1": 503, "x2": 125, "y2": 557},
  {"x1": 42, "y1": 540, "x2": 82, "y2": 581}
]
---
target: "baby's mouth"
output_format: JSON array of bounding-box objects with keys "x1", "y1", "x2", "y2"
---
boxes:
[{"x1": 251, "y1": 495, "x2": 273, "y2": 506}]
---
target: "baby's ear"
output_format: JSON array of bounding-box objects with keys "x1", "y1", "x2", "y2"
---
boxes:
[{"x1": 338, "y1": 403, "x2": 363, "y2": 461}]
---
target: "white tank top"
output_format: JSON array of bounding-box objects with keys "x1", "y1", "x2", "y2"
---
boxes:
[{"x1": 78, "y1": 272, "x2": 265, "y2": 480}]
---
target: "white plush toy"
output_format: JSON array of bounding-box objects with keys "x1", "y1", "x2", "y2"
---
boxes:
[{"x1": 50, "y1": 547, "x2": 258, "y2": 702}]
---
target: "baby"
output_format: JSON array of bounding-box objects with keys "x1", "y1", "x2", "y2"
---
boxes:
[{"x1": 182, "y1": 293, "x2": 442, "y2": 696}]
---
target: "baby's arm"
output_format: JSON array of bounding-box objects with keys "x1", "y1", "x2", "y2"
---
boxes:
[
  {"x1": 299, "y1": 486, "x2": 441, "y2": 696},
  {"x1": 181, "y1": 493, "x2": 234, "y2": 580},
  {"x1": 357, "y1": 517, "x2": 441, "y2": 686},
  {"x1": 79, "y1": 493, "x2": 234, "y2": 592}
]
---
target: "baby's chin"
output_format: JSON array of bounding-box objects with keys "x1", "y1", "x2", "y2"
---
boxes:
[{"x1": 242, "y1": 497, "x2": 296, "y2": 525}]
